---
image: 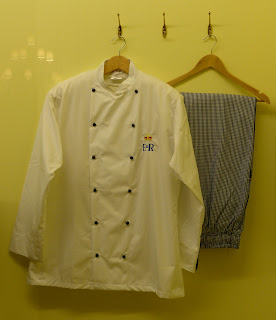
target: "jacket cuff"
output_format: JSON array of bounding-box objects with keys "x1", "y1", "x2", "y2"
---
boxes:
[
  {"x1": 179, "y1": 247, "x2": 199, "y2": 273},
  {"x1": 9, "y1": 231, "x2": 43, "y2": 262}
]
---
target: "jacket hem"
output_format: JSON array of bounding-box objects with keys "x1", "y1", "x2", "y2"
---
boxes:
[{"x1": 27, "y1": 278, "x2": 185, "y2": 299}]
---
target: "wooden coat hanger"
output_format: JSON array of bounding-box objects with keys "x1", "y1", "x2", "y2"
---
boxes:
[
  {"x1": 104, "y1": 55, "x2": 130, "y2": 74},
  {"x1": 167, "y1": 34, "x2": 270, "y2": 104},
  {"x1": 104, "y1": 14, "x2": 130, "y2": 75},
  {"x1": 104, "y1": 35, "x2": 130, "y2": 74},
  {"x1": 104, "y1": 15, "x2": 130, "y2": 75}
]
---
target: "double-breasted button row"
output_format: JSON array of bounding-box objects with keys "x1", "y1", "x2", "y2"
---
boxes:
[
  {"x1": 90, "y1": 118, "x2": 134, "y2": 161},
  {"x1": 94, "y1": 220, "x2": 130, "y2": 226},
  {"x1": 92, "y1": 188, "x2": 133, "y2": 193},
  {"x1": 94, "y1": 253, "x2": 127, "y2": 259},
  {"x1": 92, "y1": 122, "x2": 135, "y2": 128},
  {"x1": 91, "y1": 155, "x2": 133, "y2": 160},
  {"x1": 92, "y1": 88, "x2": 138, "y2": 94},
  {"x1": 90, "y1": 87, "x2": 136, "y2": 262},
  {"x1": 92, "y1": 122, "x2": 135, "y2": 129}
]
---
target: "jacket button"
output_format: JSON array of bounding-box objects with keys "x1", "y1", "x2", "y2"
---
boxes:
[
  {"x1": 92, "y1": 155, "x2": 96, "y2": 159},
  {"x1": 128, "y1": 189, "x2": 132, "y2": 193},
  {"x1": 95, "y1": 253, "x2": 99, "y2": 258},
  {"x1": 93, "y1": 188, "x2": 97, "y2": 193},
  {"x1": 122, "y1": 254, "x2": 126, "y2": 259},
  {"x1": 92, "y1": 88, "x2": 96, "y2": 92},
  {"x1": 125, "y1": 221, "x2": 130, "y2": 225},
  {"x1": 94, "y1": 220, "x2": 99, "y2": 225},
  {"x1": 131, "y1": 123, "x2": 135, "y2": 128},
  {"x1": 93, "y1": 122, "x2": 97, "y2": 127},
  {"x1": 135, "y1": 89, "x2": 138, "y2": 93},
  {"x1": 130, "y1": 156, "x2": 133, "y2": 160}
]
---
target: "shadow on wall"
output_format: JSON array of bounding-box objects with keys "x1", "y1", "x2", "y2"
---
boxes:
[
  {"x1": 8, "y1": 246, "x2": 254, "y2": 318},
  {"x1": 5, "y1": 189, "x2": 265, "y2": 317}
]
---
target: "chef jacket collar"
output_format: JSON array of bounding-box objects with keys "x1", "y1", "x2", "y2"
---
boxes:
[{"x1": 96, "y1": 59, "x2": 138, "y2": 95}]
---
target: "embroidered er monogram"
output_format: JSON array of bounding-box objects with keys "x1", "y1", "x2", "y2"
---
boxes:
[{"x1": 143, "y1": 134, "x2": 154, "y2": 151}]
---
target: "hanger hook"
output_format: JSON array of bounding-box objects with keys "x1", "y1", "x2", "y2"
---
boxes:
[
  {"x1": 112, "y1": 35, "x2": 126, "y2": 56},
  {"x1": 208, "y1": 11, "x2": 212, "y2": 36},
  {"x1": 117, "y1": 13, "x2": 122, "y2": 37},
  {"x1": 203, "y1": 34, "x2": 217, "y2": 54},
  {"x1": 162, "y1": 12, "x2": 167, "y2": 38}
]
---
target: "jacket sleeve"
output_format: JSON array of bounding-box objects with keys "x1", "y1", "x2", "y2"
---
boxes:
[
  {"x1": 169, "y1": 93, "x2": 205, "y2": 273},
  {"x1": 9, "y1": 89, "x2": 63, "y2": 262}
]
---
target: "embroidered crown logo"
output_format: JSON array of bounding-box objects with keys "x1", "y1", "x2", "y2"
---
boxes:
[
  {"x1": 144, "y1": 134, "x2": 152, "y2": 140},
  {"x1": 143, "y1": 134, "x2": 154, "y2": 151}
]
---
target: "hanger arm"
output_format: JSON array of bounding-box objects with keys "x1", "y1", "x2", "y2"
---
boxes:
[
  {"x1": 167, "y1": 54, "x2": 270, "y2": 104},
  {"x1": 104, "y1": 55, "x2": 130, "y2": 74},
  {"x1": 104, "y1": 35, "x2": 130, "y2": 75}
]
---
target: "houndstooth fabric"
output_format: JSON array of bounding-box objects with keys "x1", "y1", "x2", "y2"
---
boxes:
[{"x1": 180, "y1": 92, "x2": 256, "y2": 248}]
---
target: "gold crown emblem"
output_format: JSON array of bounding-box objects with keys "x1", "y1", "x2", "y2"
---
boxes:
[{"x1": 144, "y1": 134, "x2": 152, "y2": 140}]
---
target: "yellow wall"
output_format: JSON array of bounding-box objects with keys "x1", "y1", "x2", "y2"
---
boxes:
[{"x1": 1, "y1": 0, "x2": 276, "y2": 319}]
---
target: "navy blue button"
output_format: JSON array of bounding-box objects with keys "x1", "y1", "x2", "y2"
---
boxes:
[
  {"x1": 92, "y1": 88, "x2": 96, "y2": 92},
  {"x1": 130, "y1": 156, "x2": 133, "y2": 160},
  {"x1": 93, "y1": 123, "x2": 97, "y2": 127},
  {"x1": 94, "y1": 220, "x2": 99, "y2": 225},
  {"x1": 92, "y1": 155, "x2": 96, "y2": 160},
  {"x1": 122, "y1": 254, "x2": 126, "y2": 259},
  {"x1": 131, "y1": 123, "x2": 135, "y2": 128},
  {"x1": 93, "y1": 188, "x2": 97, "y2": 193},
  {"x1": 95, "y1": 253, "x2": 99, "y2": 258},
  {"x1": 125, "y1": 221, "x2": 130, "y2": 225},
  {"x1": 135, "y1": 89, "x2": 138, "y2": 94},
  {"x1": 128, "y1": 189, "x2": 132, "y2": 193}
]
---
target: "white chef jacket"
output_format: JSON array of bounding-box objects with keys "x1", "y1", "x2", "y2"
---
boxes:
[{"x1": 9, "y1": 59, "x2": 204, "y2": 299}]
